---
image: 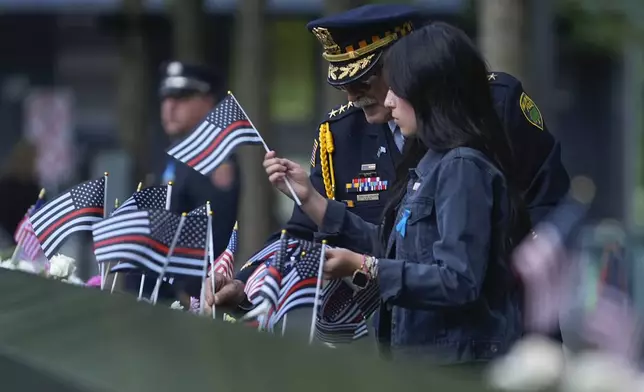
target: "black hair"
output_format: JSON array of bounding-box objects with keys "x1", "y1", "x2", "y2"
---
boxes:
[{"x1": 381, "y1": 21, "x2": 531, "y2": 253}]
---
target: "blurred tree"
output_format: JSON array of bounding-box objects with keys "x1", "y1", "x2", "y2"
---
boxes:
[
  {"x1": 558, "y1": 0, "x2": 644, "y2": 50},
  {"x1": 112, "y1": 0, "x2": 151, "y2": 290},
  {"x1": 232, "y1": 0, "x2": 274, "y2": 263},
  {"x1": 321, "y1": 0, "x2": 368, "y2": 109},
  {"x1": 117, "y1": 0, "x2": 151, "y2": 191},
  {"x1": 477, "y1": 0, "x2": 527, "y2": 83},
  {"x1": 166, "y1": 0, "x2": 206, "y2": 63}
]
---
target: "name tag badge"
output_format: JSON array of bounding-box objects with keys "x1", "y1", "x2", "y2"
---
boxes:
[
  {"x1": 412, "y1": 182, "x2": 421, "y2": 191},
  {"x1": 361, "y1": 163, "x2": 377, "y2": 171},
  {"x1": 357, "y1": 193, "x2": 379, "y2": 202}
]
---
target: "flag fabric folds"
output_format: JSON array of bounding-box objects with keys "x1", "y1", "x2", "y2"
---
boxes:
[
  {"x1": 14, "y1": 198, "x2": 46, "y2": 261},
  {"x1": 112, "y1": 186, "x2": 168, "y2": 215},
  {"x1": 93, "y1": 209, "x2": 207, "y2": 277},
  {"x1": 315, "y1": 279, "x2": 379, "y2": 344},
  {"x1": 30, "y1": 177, "x2": 106, "y2": 259},
  {"x1": 244, "y1": 237, "x2": 307, "y2": 303},
  {"x1": 212, "y1": 223, "x2": 238, "y2": 279},
  {"x1": 270, "y1": 242, "x2": 322, "y2": 325},
  {"x1": 166, "y1": 95, "x2": 263, "y2": 176}
]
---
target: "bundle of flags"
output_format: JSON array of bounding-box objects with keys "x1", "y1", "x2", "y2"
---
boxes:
[
  {"x1": 93, "y1": 209, "x2": 208, "y2": 277},
  {"x1": 242, "y1": 232, "x2": 381, "y2": 344}
]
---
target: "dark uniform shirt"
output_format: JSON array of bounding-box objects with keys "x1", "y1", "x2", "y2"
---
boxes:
[{"x1": 236, "y1": 72, "x2": 570, "y2": 283}]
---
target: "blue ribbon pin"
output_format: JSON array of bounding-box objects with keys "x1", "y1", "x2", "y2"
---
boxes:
[{"x1": 395, "y1": 209, "x2": 411, "y2": 238}]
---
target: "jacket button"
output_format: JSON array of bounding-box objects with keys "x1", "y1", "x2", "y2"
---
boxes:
[{"x1": 490, "y1": 344, "x2": 498, "y2": 353}]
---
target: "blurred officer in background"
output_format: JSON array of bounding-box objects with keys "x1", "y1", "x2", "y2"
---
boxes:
[{"x1": 126, "y1": 61, "x2": 241, "y2": 302}]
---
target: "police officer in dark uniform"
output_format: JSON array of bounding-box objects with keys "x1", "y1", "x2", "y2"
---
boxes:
[
  {"x1": 206, "y1": 4, "x2": 569, "y2": 313},
  {"x1": 126, "y1": 61, "x2": 241, "y2": 302}
]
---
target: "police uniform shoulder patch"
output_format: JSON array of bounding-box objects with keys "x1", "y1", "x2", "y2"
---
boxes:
[
  {"x1": 325, "y1": 101, "x2": 360, "y2": 123},
  {"x1": 519, "y1": 92, "x2": 544, "y2": 131},
  {"x1": 310, "y1": 139, "x2": 319, "y2": 167}
]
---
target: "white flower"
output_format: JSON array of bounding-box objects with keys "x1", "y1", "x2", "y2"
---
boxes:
[
  {"x1": 62, "y1": 275, "x2": 85, "y2": 286},
  {"x1": 0, "y1": 259, "x2": 37, "y2": 274},
  {"x1": 48, "y1": 254, "x2": 77, "y2": 279},
  {"x1": 486, "y1": 335, "x2": 565, "y2": 391},
  {"x1": 15, "y1": 260, "x2": 37, "y2": 274},
  {"x1": 560, "y1": 352, "x2": 639, "y2": 392},
  {"x1": 0, "y1": 259, "x2": 15, "y2": 270},
  {"x1": 170, "y1": 301, "x2": 184, "y2": 310}
]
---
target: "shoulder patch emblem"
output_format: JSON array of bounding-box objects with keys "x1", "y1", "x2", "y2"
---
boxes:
[
  {"x1": 310, "y1": 139, "x2": 318, "y2": 167},
  {"x1": 519, "y1": 92, "x2": 544, "y2": 131}
]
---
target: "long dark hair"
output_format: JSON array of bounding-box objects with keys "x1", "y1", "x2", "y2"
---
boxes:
[{"x1": 381, "y1": 21, "x2": 531, "y2": 252}]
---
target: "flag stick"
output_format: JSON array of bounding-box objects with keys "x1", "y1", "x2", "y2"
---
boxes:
[
  {"x1": 199, "y1": 208, "x2": 213, "y2": 315},
  {"x1": 228, "y1": 92, "x2": 302, "y2": 206},
  {"x1": 308, "y1": 240, "x2": 327, "y2": 345},
  {"x1": 206, "y1": 202, "x2": 217, "y2": 319},
  {"x1": 151, "y1": 213, "x2": 186, "y2": 304},
  {"x1": 100, "y1": 172, "x2": 109, "y2": 290},
  {"x1": 110, "y1": 198, "x2": 120, "y2": 293}
]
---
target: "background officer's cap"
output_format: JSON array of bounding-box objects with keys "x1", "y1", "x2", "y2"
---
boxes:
[
  {"x1": 306, "y1": 4, "x2": 426, "y2": 87},
  {"x1": 159, "y1": 61, "x2": 223, "y2": 99}
]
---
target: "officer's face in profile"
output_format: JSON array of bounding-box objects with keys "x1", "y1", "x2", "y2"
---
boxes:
[
  {"x1": 384, "y1": 89, "x2": 417, "y2": 136},
  {"x1": 161, "y1": 93, "x2": 214, "y2": 137},
  {"x1": 340, "y1": 69, "x2": 392, "y2": 124}
]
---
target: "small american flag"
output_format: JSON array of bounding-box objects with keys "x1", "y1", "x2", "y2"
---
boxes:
[
  {"x1": 93, "y1": 209, "x2": 208, "y2": 277},
  {"x1": 315, "y1": 278, "x2": 379, "y2": 343},
  {"x1": 30, "y1": 177, "x2": 105, "y2": 259},
  {"x1": 256, "y1": 232, "x2": 291, "y2": 324},
  {"x1": 167, "y1": 95, "x2": 263, "y2": 176},
  {"x1": 244, "y1": 237, "x2": 308, "y2": 303},
  {"x1": 212, "y1": 223, "x2": 238, "y2": 279},
  {"x1": 113, "y1": 186, "x2": 169, "y2": 215},
  {"x1": 14, "y1": 197, "x2": 46, "y2": 261},
  {"x1": 270, "y1": 242, "x2": 323, "y2": 324}
]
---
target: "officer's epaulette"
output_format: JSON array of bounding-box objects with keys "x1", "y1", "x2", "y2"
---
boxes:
[
  {"x1": 487, "y1": 71, "x2": 521, "y2": 89},
  {"x1": 321, "y1": 101, "x2": 361, "y2": 124}
]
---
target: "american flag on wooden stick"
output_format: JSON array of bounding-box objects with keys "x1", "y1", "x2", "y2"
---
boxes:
[
  {"x1": 30, "y1": 177, "x2": 105, "y2": 259},
  {"x1": 166, "y1": 95, "x2": 263, "y2": 176},
  {"x1": 211, "y1": 222, "x2": 238, "y2": 279},
  {"x1": 14, "y1": 195, "x2": 46, "y2": 261}
]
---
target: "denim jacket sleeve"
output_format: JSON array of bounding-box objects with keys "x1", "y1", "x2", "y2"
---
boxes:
[
  {"x1": 378, "y1": 157, "x2": 497, "y2": 309},
  {"x1": 319, "y1": 199, "x2": 381, "y2": 254}
]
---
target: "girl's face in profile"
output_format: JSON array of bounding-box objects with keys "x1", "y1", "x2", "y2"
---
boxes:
[{"x1": 384, "y1": 88, "x2": 417, "y2": 137}]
